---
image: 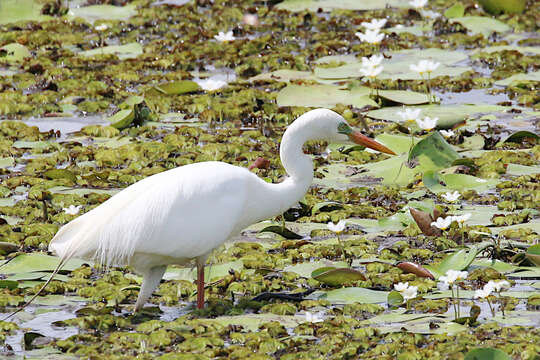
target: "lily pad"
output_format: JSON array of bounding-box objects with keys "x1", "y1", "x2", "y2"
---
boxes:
[
  {"x1": 387, "y1": 290, "x2": 404, "y2": 307},
  {"x1": 494, "y1": 71, "x2": 540, "y2": 87},
  {"x1": 67, "y1": 4, "x2": 137, "y2": 23},
  {"x1": 444, "y1": 3, "x2": 465, "y2": 18},
  {"x1": 378, "y1": 90, "x2": 433, "y2": 105},
  {"x1": 108, "y1": 109, "x2": 135, "y2": 130},
  {"x1": 79, "y1": 43, "x2": 143, "y2": 60},
  {"x1": 0, "y1": 0, "x2": 51, "y2": 24},
  {"x1": 464, "y1": 348, "x2": 511, "y2": 360},
  {"x1": 319, "y1": 287, "x2": 389, "y2": 304},
  {"x1": 424, "y1": 247, "x2": 478, "y2": 279},
  {"x1": 409, "y1": 131, "x2": 460, "y2": 168},
  {"x1": 526, "y1": 245, "x2": 540, "y2": 267},
  {"x1": 249, "y1": 70, "x2": 316, "y2": 82},
  {"x1": 423, "y1": 171, "x2": 500, "y2": 193},
  {"x1": 501, "y1": 130, "x2": 539, "y2": 144},
  {"x1": 0, "y1": 253, "x2": 89, "y2": 274},
  {"x1": 259, "y1": 225, "x2": 303, "y2": 239},
  {"x1": 0, "y1": 43, "x2": 32, "y2": 63},
  {"x1": 284, "y1": 260, "x2": 348, "y2": 278},
  {"x1": 275, "y1": 0, "x2": 408, "y2": 12},
  {"x1": 450, "y1": 16, "x2": 511, "y2": 37},
  {"x1": 43, "y1": 169, "x2": 77, "y2": 182},
  {"x1": 311, "y1": 267, "x2": 366, "y2": 286},
  {"x1": 276, "y1": 84, "x2": 377, "y2": 108}
]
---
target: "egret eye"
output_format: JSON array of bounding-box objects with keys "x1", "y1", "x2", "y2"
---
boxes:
[{"x1": 337, "y1": 122, "x2": 352, "y2": 135}]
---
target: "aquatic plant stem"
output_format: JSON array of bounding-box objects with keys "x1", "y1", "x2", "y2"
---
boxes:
[
  {"x1": 426, "y1": 73, "x2": 432, "y2": 104},
  {"x1": 486, "y1": 297, "x2": 495, "y2": 317},
  {"x1": 456, "y1": 286, "x2": 461, "y2": 318},
  {"x1": 497, "y1": 292, "x2": 506, "y2": 317},
  {"x1": 451, "y1": 286, "x2": 458, "y2": 321}
]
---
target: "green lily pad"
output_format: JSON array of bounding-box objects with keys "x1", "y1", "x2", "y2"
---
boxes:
[
  {"x1": 0, "y1": 157, "x2": 15, "y2": 169},
  {"x1": 319, "y1": 287, "x2": 389, "y2": 304},
  {"x1": 478, "y1": 0, "x2": 526, "y2": 14},
  {"x1": 444, "y1": 3, "x2": 465, "y2": 18},
  {"x1": 284, "y1": 260, "x2": 348, "y2": 278},
  {"x1": 48, "y1": 186, "x2": 120, "y2": 196},
  {"x1": 276, "y1": 84, "x2": 377, "y2": 108},
  {"x1": 477, "y1": 46, "x2": 540, "y2": 55},
  {"x1": 108, "y1": 109, "x2": 135, "y2": 130},
  {"x1": 378, "y1": 90, "x2": 433, "y2": 105},
  {"x1": 387, "y1": 290, "x2": 404, "y2": 307},
  {"x1": 249, "y1": 70, "x2": 316, "y2": 82},
  {"x1": 155, "y1": 80, "x2": 201, "y2": 95},
  {"x1": 526, "y1": 245, "x2": 540, "y2": 267},
  {"x1": 79, "y1": 43, "x2": 143, "y2": 60},
  {"x1": 424, "y1": 247, "x2": 478, "y2": 279},
  {"x1": 12, "y1": 140, "x2": 53, "y2": 150},
  {"x1": 0, "y1": 280, "x2": 18, "y2": 290},
  {"x1": 0, "y1": 0, "x2": 51, "y2": 24},
  {"x1": 259, "y1": 225, "x2": 303, "y2": 239},
  {"x1": 0, "y1": 43, "x2": 32, "y2": 63},
  {"x1": 501, "y1": 130, "x2": 539, "y2": 143},
  {"x1": 464, "y1": 348, "x2": 511, "y2": 360},
  {"x1": 409, "y1": 132, "x2": 460, "y2": 168},
  {"x1": 450, "y1": 16, "x2": 511, "y2": 37},
  {"x1": 506, "y1": 164, "x2": 540, "y2": 176},
  {"x1": 67, "y1": 4, "x2": 137, "y2": 23},
  {"x1": 311, "y1": 267, "x2": 366, "y2": 286},
  {"x1": 6, "y1": 271, "x2": 70, "y2": 283},
  {"x1": 507, "y1": 268, "x2": 540, "y2": 278},
  {"x1": 494, "y1": 71, "x2": 540, "y2": 87},
  {"x1": 43, "y1": 169, "x2": 77, "y2": 182},
  {"x1": 311, "y1": 201, "x2": 343, "y2": 215},
  {"x1": 0, "y1": 253, "x2": 89, "y2": 274},
  {"x1": 366, "y1": 104, "x2": 505, "y2": 129},
  {"x1": 423, "y1": 171, "x2": 500, "y2": 193},
  {"x1": 275, "y1": 0, "x2": 408, "y2": 12}
]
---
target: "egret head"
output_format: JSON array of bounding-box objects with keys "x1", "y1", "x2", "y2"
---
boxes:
[{"x1": 305, "y1": 109, "x2": 395, "y2": 155}]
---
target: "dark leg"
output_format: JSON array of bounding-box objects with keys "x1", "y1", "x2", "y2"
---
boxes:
[{"x1": 197, "y1": 262, "x2": 205, "y2": 309}]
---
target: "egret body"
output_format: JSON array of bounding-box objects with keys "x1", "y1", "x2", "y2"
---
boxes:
[{"x1": 48, "y1": 109, "x2": 395, "y2": 310}]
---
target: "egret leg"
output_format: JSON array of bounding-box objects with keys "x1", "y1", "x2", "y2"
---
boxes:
[
  {"x1": 135, "y1": 265, "x2": 167, "y2": 312},
  {"x1": 197, "y1": 262, "x2": 205, "y2": 309}
]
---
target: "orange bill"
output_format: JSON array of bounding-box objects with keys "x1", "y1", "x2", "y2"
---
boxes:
[{"x1": 349, "y1": 131, "x2": 396, "y2": 155}]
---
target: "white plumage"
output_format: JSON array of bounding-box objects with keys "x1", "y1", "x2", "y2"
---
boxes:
[{"x1": 48, "y1": 109, "x2": 395, "y2": 310}]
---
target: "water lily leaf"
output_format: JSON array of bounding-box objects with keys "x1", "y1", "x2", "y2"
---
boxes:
[
  {"x1": 275, "y1": 0, "x2": 408, "y2": 12},
  {"x1": 6, "y1": 271, "x2": 70, "y2": 283},
  {"x1": 312, "y1": 267, "x2": 366, "y2": 286},
  {"x1": 458, "y1": 134, "x2": 485, "y2": 151},
  {"x1": 0, "y1": 280, "x2": 18, "y2": 290},
  {"x1": 259, "y1": 225, "x2": 303, "y2": 239},
  {"x1": 0, "y1": 43, "x2": 32, "y2": 63},
  {"x1": 314, "y1": 54, "x2": 358, "y2": 64},
  {"x1": 319, "y1": 287, "x2": 389, "y2": 304},
  {"x1": 249, "y1": 70, "x2": 316, "y2": 82},
  {"x1": 284, "y1": 260, "x2": 348, "y2": 278},
  {"x1": 444, "y1": 3, "x2": 465, "y2": 18},
  {"x1": 0, "y1": 0, "x2": 51, "y2": 24},
  {"x1": 501, "y1": 130, "x2": 539, "y2": 143},
  {"x1": 526, "y1": 245, "x2": 540, "y2": 267},
  {"x1": 385, "y1": 25, "x2": 427, "y2": 36},
  {"x1": 494, "y1": 71, "x2": 540, "y2": 87},
  {"x1": 378, "y1": 90, "x2": 432, "y2": 105},
  {"x1": 155, "y1": 80, "x2": 201, "y2": 95},
  {"x1": 27, "y1": 294, "x2": 86, "y2": 306},
  {"x1": 425, "y1": 247, "x2": 478, "y2": 278},
  {"x1": 48, "y1": 186, "x2": 120, "y2": 196},
  {"x1": 450, "y1": 16, "x2": 511, "y2": 37},
  {"x1": 507, "y1": 268, "x2": 540, "y2": 278},
  {"x1": 67, "y1": 4, "x2": 137, "y2": 23},
  {"x1": 163, "y1": 260, "x2": 243, "y2": 282},
  {"x1": 43, "y1": 169, "x2": 77, "y2": 182},
  {"x1": 79, "y1": 43, "x2": 143, "y2": 60},
  {"x1": 409, "y1": 131, "x2": 460, "y2": 167},
  {"x1": 311, "y1": 201, "x2": 343, "y2": 215},
  {"x1": 108, "y1": 109, "x2": 135, "y2": 130},
  {"x1": 478, "y1": 45, "x2": 540, "y2": 55},
  {"x1": 464, "y1": 348, "x2": 511, "y2": 360},
  {"x1": 423, "y1": 172, "x2": 500, "y2": 194},
  {"x1": 397, "y1": 262, "x2": 435, "y2": 279},
  {"x1": 478, "y1": 0, "x2": 526, "y2": 14},
  {"x1": 387, "y1": 290, "x2": 404, "y2": 307},
  {"x1": 12, "y1": 140, "x2": 53, "y2": 150},
  {"x1": 0, "y1": 157, "x2": 14, "y2": 169},
  {"x1": 0, "y1": 253, "x2": 89, "y2": 274},
  {"x1": 276, "y1": 84, "x2": 377, "y2": 108},
  {"x1": 367, "y1": 104, "x2": 505, "y2": 129}
]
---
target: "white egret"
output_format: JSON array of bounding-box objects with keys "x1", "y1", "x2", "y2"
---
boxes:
[{"x1": 47, "y1": 109, "x2": 395, "y2": 311}]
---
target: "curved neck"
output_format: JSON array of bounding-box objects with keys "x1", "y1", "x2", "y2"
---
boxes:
[{"x1": 279, "y1": 120, "x2": 314, "y2": 187}]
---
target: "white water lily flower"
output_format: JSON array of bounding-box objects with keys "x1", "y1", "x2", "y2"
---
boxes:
[
  {"x1": 441, "y1": 191, "x2": 461, "y2": 202},
  {"x1": 214, "y1": 30, "x2": 235, "y2": 42},
  {"x1": 416, "y1": 116, "x2": 438, "y2": 131},
  {"x1": 327, "y1": 219, "x2": 347, "y2": 234},
  {"x1": 431, "y1": 216, "x2": 453, "y2": 230},
  {"x1": 486, "y1": 280, "x2": 510, "y2": 293},
  {"x1": 397, "y1": 108, "x2": 422, "y2": 122},
  {"x1": 197, "y1": 78, "x2": 227, "y2": 91},
  {"x1": 439, "y1": 269, "x2": 468, "y2": 285},
  {"x1": 439, "y1": 129, "x2": 455, "y2": 138},
  {"x1": 401, "y1": 285, "x2": 418, "y2": 300},
  {"x1": 394, "y1": 282, "x2": 409, "y2": 292},
  {"x1": 409, "y1": 0, "x2": 428, "y2": 9},
  {"x1": 355, "y1": 29, "x2": 385, "y2": 44},
  {"x1": 409, "y1": 60, "x2": 440, "y2": 76},
  {"x1": 360, "y1": 65, "x2": 384, "y2": 79},
  {"x1": 474, "y1": 287, "x2": 492, "y2": 299},
  {"x1": 95, "y1": 24, "x2": 108, "y2": 32},
  {"x1": 63, "y1": 205, "x2": 81, "y2": 215},
  {"x1": 305, "y1": 311, "x2": 324, "y2": 323},
  {"x1": 452, "y1": 213, "x2": 471, "y2": 224},
  {"x1": 361, "y1": 54, "x2": 384, "y2": 69},
  {"x1": 361, "y1": 18, "x2": 387, "y2": 31}
]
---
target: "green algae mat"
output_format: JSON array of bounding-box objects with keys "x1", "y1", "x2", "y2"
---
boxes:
[{"x1": 0, "y1": 0, "x2": 539, "y2": 358}]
